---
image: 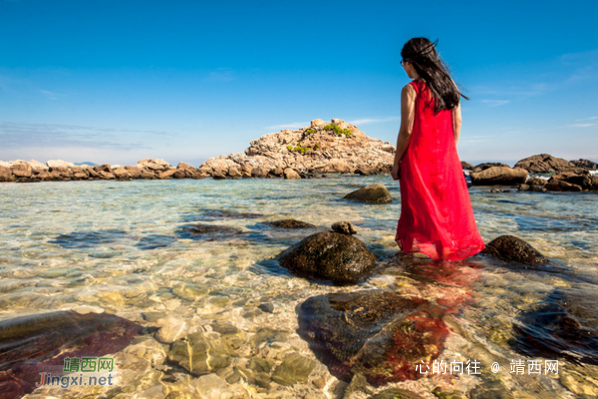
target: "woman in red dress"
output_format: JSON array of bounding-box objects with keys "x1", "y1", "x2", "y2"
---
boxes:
[{"x1": 391, "y1": 38, "x2": 485, "y2": 261}]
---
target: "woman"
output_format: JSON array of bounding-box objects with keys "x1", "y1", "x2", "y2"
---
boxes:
[{"x1": 391, "y1": 38, "x2": 485, "y2": 261}]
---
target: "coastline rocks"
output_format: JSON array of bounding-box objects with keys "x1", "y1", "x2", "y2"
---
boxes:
[
  {"x1": 470, "y1": 166, "x2": 528, "y2": 186},
  {"x1": 343, "y1": 183, "x2": 393, "y2": 204},
  {"x1": 482, "y1": 235, "x2": 548, "y2": 266},
  {"x1": 0, "y1": 310, "x2": 140, "y2": 398},
  {"x1": 283, "y1": 167, "x2": 301, "y2": 179},
  {"x1": 461, "y1": 161, "x2": 475, "y2": 171},
  {"x1": 514, "y1": 154, "x2": 585, "y2": 174},
  {"x1": 569, "y1": 158, "x2": 598, "y2": 171},
  {"x1": 0, "y1": 165, "x2": 13, "y2": 182},
  {"x1": 297, "y1": 291, "x2": 449, "y2": 386},
  {"x1": 277, "y1": 231, "x2": 377, "y2": 285},
  {"x1": 472, "y1": 162, "x2": 511, "y2": 173},
  {"x1": 331, "y1": 221, "x2": 357, "y2": 235},
  {"x1": 176, "y1": 224, "x2": 245, "y2": 241}
]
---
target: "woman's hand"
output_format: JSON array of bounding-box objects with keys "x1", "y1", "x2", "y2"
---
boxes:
[{"x1": 391, "y1": 163, "x2": 400, "y2": 180}]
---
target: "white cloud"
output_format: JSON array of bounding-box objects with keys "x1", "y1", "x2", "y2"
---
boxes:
[
  {"x1": 349, "y1": 117, "x2": 399, "y2": 125},
  {"x1": 569, "y1": 123, "x2": 597, "y2": 128},
  {"x1": 266, "y1": 122, "x2": 309, "y2": 130}
]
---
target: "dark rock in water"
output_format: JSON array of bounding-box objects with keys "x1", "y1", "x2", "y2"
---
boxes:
[
  {"x1": 470, "y1": 167, "x2": 527, "y2": 186},
  {"x1": 0, "y1": 310, "x2": 140, "y2": 398},
  {"x1": 135, "y1": 234, "x2": 177, "y2": 250},
  {"x1": 343, "y1": 183, "x2": 392, "y2": 204},
  {"x1": 482, "y1": 235, "x2": 548, "y2": 266},
  {"x1": 512, "y1": 289, "x2": 598, "y2": 366},
  {"x1": 277, "y1": 231, "x2": 376, "y2": 285},
  {"x1": 264, "y1": 219, "x2": 315, "y2": 229},
  {"x1": 176, "y1": 224, "x2": 244, "y2": 241},
  {"x1": 515, "y1": 153, "x2": 584, "y2": 174},
  {"x1": 468, "y1": 380, "x2": 512, "y2": 399},
  {"x1": 369, "y1": 388, "x2": 427, "y2": 399},
  {"x1": 184, "y1": 209, "x2": 263, "y2": 222},
  {"x1": 569, "y1": 158, "x2": 598, "y2": 171},
  {"x1": 331, "y1": 221, "x2": 357, "y2": 235},
  {"x1": 297, "y1": 291, "x2": 449, "y2": 386},
  {"x1": 461, "y1": 161, "x2": 475, "y2": 171},
  {"x1": 472, "y1": 162, "x2": 510, "y2": 173},
  {"x1": 49, "y1": 229, "x2": 132, "y2": 249},
  {"x1": 545, "y1": 179, "x2": 582, "y2": 192}
]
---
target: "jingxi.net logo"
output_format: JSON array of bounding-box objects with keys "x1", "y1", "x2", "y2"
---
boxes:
[{"x1": 36, "y1": 357, "x2": 116, "y2": 389}]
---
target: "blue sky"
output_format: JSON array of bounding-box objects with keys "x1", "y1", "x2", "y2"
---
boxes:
[{"x1": 1, "y1": 0, "x2": 597, "y2": 166}]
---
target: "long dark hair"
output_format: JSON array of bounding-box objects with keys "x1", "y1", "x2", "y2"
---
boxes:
[{"x1": 401, "y1": 37, "x2": 468, "y2": 112}]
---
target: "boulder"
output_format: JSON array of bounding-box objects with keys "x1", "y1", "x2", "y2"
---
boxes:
[
  {"x1": 9, "y1": 160, "x2": 32, "y2": 178},
  {"x1": 177, "y1": 161, "x2": 194, "y2": 170},
  {"x1": 158, "y1": 168, "x2": 177, "y2": 179},
  {"x1": 545, "y1": 179, "x2": 582, "y2": 192},
  {"x1": 277, "y1": 231, "x2": 377, "y2": 285},
  {"x1": 297, "y1": 291, "x2": 449, "y2": 386},
  {"x1": 343, "y1": 183, "x2": 393, "y2": 204},
  {"x1": 0, "y1": 165, "x2": 13, "y2": 182},
  {"x1": 283, "y1": 168, "x2": 301, "y2": 179},
  {"x1": 124, "y1": 166, "x2": 142, "y2": 178},
  {"x1": 0, "y1": 310, "x2": 140, "y2": 398},
  {"x1": 227, "y1": 166, "x2": 242, "y2": 179},
  {"x1": 569, "y1": 158, "x2": 598, "y2": 171},
  {"x1": 265, "y1": 219, "x2": 315, "y2": 229},
  {"x1": 46, "y1": 159, "x2": 74, "y2": 171},
  {"x1": 311, "y1": 119, "x2": 327, "y2": 128},
  {"x1": 29, "y1": 159, "x2": 48, "y2": 173},
  {"x1": 331, "y1": 221, "x2": 357, "y2": 235},
  {"x1": 251, "y1": 167, "x2": 268, "y2": 178},
  {"x1": 172, "y1": 169, "x2": 186, "y2": 179},
  {"x1": 472, "y1": 162, "x2": 511, "y2": 173},
  {"x1": 95, "y1": 164, "x2": 112, "y2": 173},
  {"x1": 98, "y1": 171, "x2": 115, "y2": 180},
  {"x1": 482, "y1": 235, "x2": 548, "y2": 266},
  {"x1": 112, "y1": 167, "x2": 131, "y2": 180},
  {"x1": 470, "y1": 166, "x2": 527, "y2": 186},
  {"x1": 514, "y1": 154, "x2": 584, "y2": 174},
  {"x1": 139, "y1": 168, "x2": 156, "y2": 179},
  {"x1": 137, "y1": 158, "x2": 170, "y2": 171},
  {"x1": 461, "y1": 161, "x2": 475, "y2": 170}
]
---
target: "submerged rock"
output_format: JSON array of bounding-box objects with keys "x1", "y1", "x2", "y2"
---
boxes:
[
  {"x1": 0, "y1": 311, "x2": 140, "y2": 398},
  {"x1": 271, "y1": 353, "x2": 316, "y2": 386},
  {"x1": 370, "y1": 388, "x2": 427, "y2": 399},
  {"x1": 482, "y1": 235, "x2": 548, "y2": 266},
  {"x1": 343, "y1": 183, "x2": 393, "y2": 204},
  {"x1": 176, "y1": 224, "x2": 244, "y2": 241},
  {"x1": 168, "y1": 331, "x2": 231, "y2": 376},
  {"x1": 512, "y1": 289, "x2": 598, "y2": 366},
  {"x1": 264, "y1": 219, "x2": 315, "y2": 229},
  {"x1": 49, "y1": 229, "x2": 133, "y2": 249},
  {"x1": 297, "y1": 291, "x2": 449, "y2": 386},
  {"x1": 277, "y1": 231, "x2": 377, "y2": 285}
]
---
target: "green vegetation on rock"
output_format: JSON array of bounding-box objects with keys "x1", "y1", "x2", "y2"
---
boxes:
[{"x1": 323, "y1": 123, "x2": 352, "y2": 137}]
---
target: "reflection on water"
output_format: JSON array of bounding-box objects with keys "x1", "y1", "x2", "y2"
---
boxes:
[{"x1": 0, "y1": 177, "x2": 597, "y2": 398}]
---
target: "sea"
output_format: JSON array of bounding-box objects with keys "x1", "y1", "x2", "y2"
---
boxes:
[{"x1": 1, "y1": 175, "x2": 597, "y2": 398}]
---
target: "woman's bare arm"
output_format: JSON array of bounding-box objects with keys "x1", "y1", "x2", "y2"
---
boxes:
[
  {"x1": 453, "y1": 102, "x2": 462, "y2": 146},
  {"x1": 391, "y1": 84, "x2": 416, "y2": 180}
]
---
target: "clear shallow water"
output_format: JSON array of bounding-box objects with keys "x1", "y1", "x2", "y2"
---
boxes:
[{"x1": 1, "y1": 176, "x2": 597, "y2": 398}]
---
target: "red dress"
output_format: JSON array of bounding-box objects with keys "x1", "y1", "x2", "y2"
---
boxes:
[{"x1": 395, "y1": 79, "x2": 485, "y2": 260}]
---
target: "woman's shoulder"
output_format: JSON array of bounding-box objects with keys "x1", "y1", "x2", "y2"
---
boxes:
[{"x1": 402, "y1": 82, "x2": 418, "y2": 98}]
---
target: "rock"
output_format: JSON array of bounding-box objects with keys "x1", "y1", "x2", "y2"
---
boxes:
[
  {"x1": 461, "y1": 161, "x2": 475, "y2": 170},
  {"x1": 251, "y1": 167, "x2": 269, "y2": 178},
  {"x1": 124, "y1": 165, "x2": 143, "y2": 178},
  {"x1": 172, "y1": 169, "x2": 186, "y2": 178},
  {"x1": 177, "y1": 161, "x2": 194, "y2": 170},
  {"x1": 10, "y1": 160, "x2": 32, "y2": 178},
  {"x1": 228, "y1": 166, "x2": 242, "y2": 178},
  {"x1": 258, "y1": 302, "x2": 275, "y2": 313},
  {"x1": 158, "y1": 168, "x2": 177, "y2": 179},
  {"x1": 168, "y1": 331, "x2": 231, "y2": 376},
  {"x1": 527, "y1": 178, "x2": 547, "y2": 186},
  {"x1": 569, "y1": 158, "x2": 598, "y2": 171},
  {"x1": 545, "y1": 179, "x2": 582, "y2": 192},
  {"x1": 191, "y1": 374, "x2": 229, "y2": 399},
  {"x1": 297, "y1": 291, "x2": 449, "y2": 386},
  {"x1": 482, "y1": 235, "x2": 548, "y2": 266},
  {"x1": 0, "y1": 166, "x2": 13, "y2": 182},
  {"x1": 472, "y1": 162, "x2": 511, "y2": 173},
  {"x1": 137, "y1": 158, "x2": 170, "y2": 171},
  {"x1": 176, "y1": 224, "x2": 245, "y2": 241},
  {"x1": 331, "y1": 221, "x2": 357, "y2": 235},
  {"x1": 139, "y1": 168, "x2": 156, "y2": 179},
  {"x1": 470, "y1": 166, "x2": 528, "y2": 186},
  {"x1": 311, "y1": 119, "x2": 327, "y2": 128},
  {"x1": 278, "y1": 231, "x2": 377, "y2": 285},
  {"x1": 283, "y1": 168, "x2": 301, "y2": 179},
  {"x1": 0, "y1": 310, "x2": 140, "y2": 398},
  {"x1": 370, "y1": 388, "x2": 427, "y2": 399},
  {"x1": 28, "y1": 159, "x2": 48, "y2": 173},
  {"x1": 265, "y1": 219, "x2": 315, "y2": 229},
  {"x1": 155, "y1": 317, "x2": 188, "y2": 344},
  {"x1": 251, "y1": 328, "x2": 290, "y2": 346},
  {"x1": 518, "y1": 184, "x2": 530, "y2": 191},
  {"x1": 514, "y1": 154, "x2": 584, "y2": 174},
  {"x1": 512, "y1": 289, "x2": 598, "y2": 367},
  {"x1": 271, "y1": 353, "x2": 316, "y2": 386},
  {"x1": 47, "y1": 159, "x2": 74, "y2": 171},
  {"x1": 95, "y1": 164, "x2": 111, "y2": 173},
  {"x1": 270, "y1": 167, "x2": 284, "y2": 177},
  {"x1": 112, "y1": 167, "x2": 131, "y2": 180},
  {"x1": 468, "y1": 380, "x2": 512, "y2": 399},
  {"x1": 343, "y1": 183, "x2": 392, "y2": 204},
  {"x1": 99, "y1": 170, "x2": 115, "y2": 180}
]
